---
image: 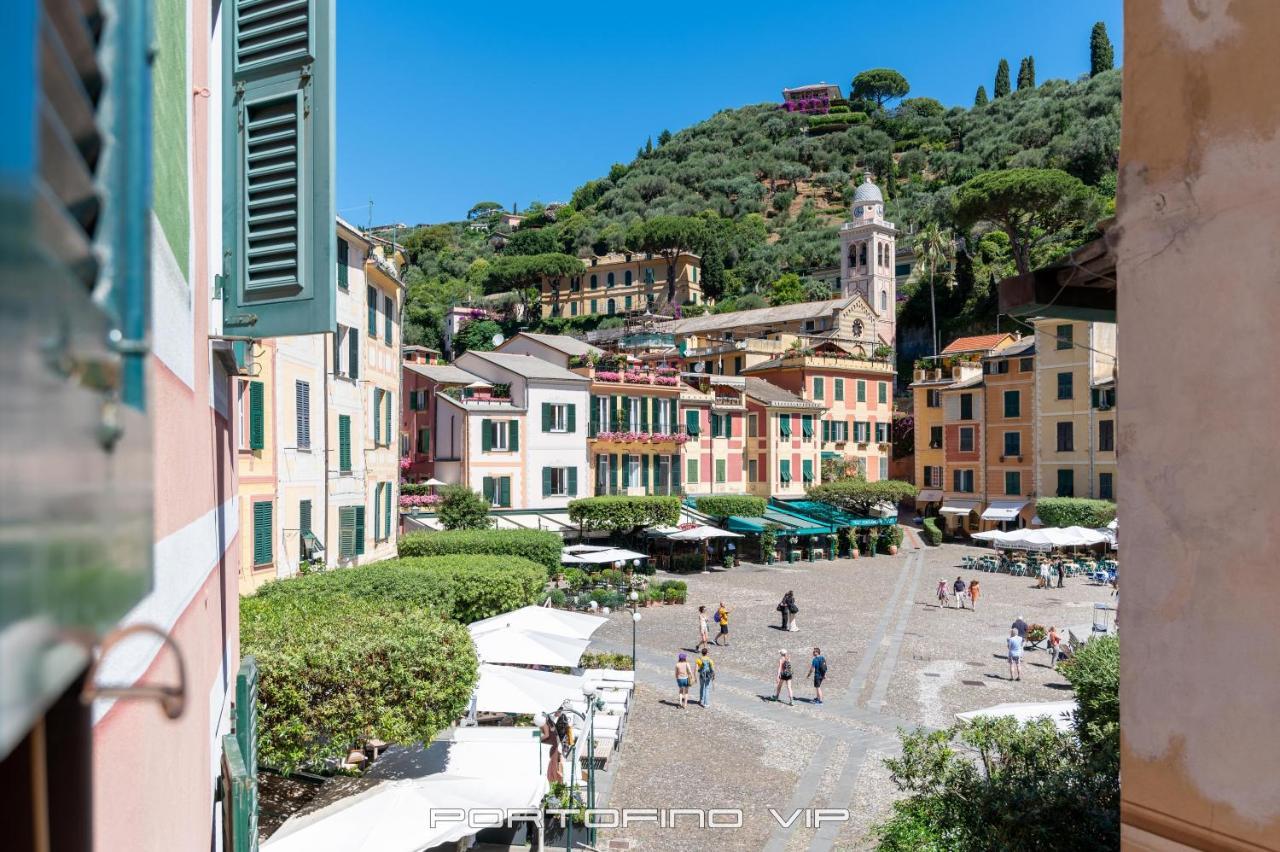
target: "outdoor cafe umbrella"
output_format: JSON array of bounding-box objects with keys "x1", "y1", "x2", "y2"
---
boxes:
[
  {"x1": 559, "y1": 546, "x2": 648, "y2": 566},
  {"x1": 665, "y1": 525, "x2": 743, "y2": 541},
  {"x1": 956, "y1": 700, "x2": 1077, "y2": 733},
  {"x1": 472, "y1": 663, "x2": 586, "y2": 715},
  {"x1": 469, "y1": 605, "x2": 606, "y2": 641},
  {"x1": 469, "y1": 626, "x2": 591, "y2": 667}
]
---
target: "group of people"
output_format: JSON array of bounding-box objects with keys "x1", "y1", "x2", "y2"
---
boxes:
[
  {"x1": 937, "y1": 576, "x2": 981, "y2": 610},
  {"x1": 1006, "y1": 615, "x2": 1073, "y2": 680},
  {"x1": 1036, "y1": 560, "x2": 1067, "y2": 589}
]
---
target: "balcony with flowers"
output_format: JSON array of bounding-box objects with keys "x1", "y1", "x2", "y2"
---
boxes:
[
  {"x1": 588, "y1": 428, "x2": 690, "y2": 448},
  {"x1": 570, "y1": 353, "x2": 684, "y2": 388}
]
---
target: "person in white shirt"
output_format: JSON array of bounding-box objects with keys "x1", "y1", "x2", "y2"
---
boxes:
[{"x1": 1007, "y1": 628, "x2": 1024, "y2": 680}]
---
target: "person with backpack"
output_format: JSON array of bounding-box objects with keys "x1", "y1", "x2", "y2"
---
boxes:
[
  {"x1": 714, "y1": 601, "x2": 731, "y2": 646},
  {"x1": 773, "y1": 649, "x2": 795, "y2": 705},
  {"x1": 777, "y1": 591, "x2": 794, "y2": 630},
  {"x1": 695, "y1": 648, "x2": 716, "y2": 707},
  {"x1": 953, "y1": 576, "x2": 967, "y2": 609},
  {"x1": 808, "y1": 647, "x2": 827, "y2": 705}
]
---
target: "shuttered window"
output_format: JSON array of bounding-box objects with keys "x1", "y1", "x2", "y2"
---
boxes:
[
  {"x1": 686, "y1": 458, "x2": 698, "y2": 484},
  {"x1": 384, "y1": 480, "x2": 393, "y2": 539},
  {"x1": 252, "y1": 501, "x2": 272, "y2": 565},
  {"x1": 353, "y1": 506, "x2": 365, "y2": 554},
  {"x1": 715, "y1": 459, "x2": 726, "y2": 483},
  {"x1": 373, "y1": 483, "x2": 382, "y2": 540},
  {"x1": 373, "y1": 388, "x2": 383, "y2": 444},
  {"x1": 338, "y1": 414, "x2": 351, "y2": 472},
  {"x1": 368, "y1": 286, "x2": 378, "y2": 336},
  {"x1": 834, "y1": 379, "x2": 844, "y2": 401},
  {"x1": 878, "y1": 382, "x2": 888, "y2": 404},
  {"x1": 295, "y1": 380, "x2": 310, "y2": 448},
  {"x1": 299, "y1": 499, "x2": 312, "y2": 535},
  {"x1": 339, "y1": 506, "x2": 355, "y2": 557},
  {"x1": 856, "y1": 380, "x2": 866, "y2": 402},
  {"x1": 780, "y1": 460, "x2": 791, "y2": 483},
  {"x1": 248, "y1": 380, "x2": 265, "y2": 449},
  {"x1": 779, "y1": 414, "x2": 791, "y2": 439},
  {"x1": 383, "y1": 294, "x2": 394, "y2": 345},
  {"x1": 813, "y1": 377, "x2": 824, "y2": 400},
  {"x1": 685, "y1": 409, "x2": 700, "y2": 436},
  {"x1": 801, "y1": 414, "x2": 813, "y2": 439},
  {"x1": 348, "y1": 329, "x2": 359, "y2": 379},
  {"x1": 385, "y1": 392, "x2": 392, "y2": 447},
  {"x1": 337, "y1": 238, "x2": 349, "y2": 289},
  {"x1": 802, "y1": 459, "x2": 814, "y2": 483}
]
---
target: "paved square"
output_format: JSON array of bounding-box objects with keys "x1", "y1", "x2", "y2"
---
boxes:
[{"x1": 586, "y1": 540, "x2": 1117, "y2": 850}]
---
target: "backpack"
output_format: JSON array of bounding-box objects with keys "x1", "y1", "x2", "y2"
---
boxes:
[
  {"x1": 713, "y1": 609, "x2": 723, "y2": 624},
  {"x1": 816, "y1": 656, "x2": 828, "y2": 676},
  {"x1": 781, "y1": 660, "x2": 793, "y2": 678},
  {"x1": 699, "y1": 659, "x2": 715, "y2": 681}
]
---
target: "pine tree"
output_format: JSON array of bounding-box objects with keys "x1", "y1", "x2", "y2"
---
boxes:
[
  {"x1": 644, "y1": 136, "x2": 653, "y2": 155},
  {"x1": 974, "y1": 85, "x2": 988, "y2": 106},
  {"x1": 658, "y1": 128, "x2": 672, "y2": 146},
  {"x1": 1027, "y1": 56, "x2": 1036, "y2": 88},
  {"x1": 1090, "y1": 22, "x2": 1114, "y2": 75},
  {"x1": 995, "y1": 59, "x2": 1011, "y2": 98}
]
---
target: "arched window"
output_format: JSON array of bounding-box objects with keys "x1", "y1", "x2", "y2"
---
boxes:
[
  {"x1": 607, "y1": 272, "x2": 615, "y2": 288},
  {"x1": 607, "y1": 298, "x2": 616, "y2": 315},
  {"x1": 880, "y1": 290, "x2": 887, "y2": 312},
  {"x1": 590, "y1": 274, "x2": 598, "y2": 289},
  {"x1": 859, "y1": 243, "x2": 867, "y2": 267},
  {"x1": 624, "y1": 270, "x2": 633, "y2": 286}
]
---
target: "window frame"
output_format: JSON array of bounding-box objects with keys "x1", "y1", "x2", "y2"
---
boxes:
[
  {"x1": 1057, "y1": 371, "x2": 1074, "y2": 401},
  {"x1": 958, "y1": 426, "x2": 974, "y2": 453},
  {"x1": 1057, "y1": 421, "x2": 1074, "y2": 452},
  {"x1": 1005, "y1": 471, "x2": 1022, "y2": 496}
]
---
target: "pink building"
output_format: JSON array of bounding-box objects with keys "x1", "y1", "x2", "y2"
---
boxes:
[{"x1": 402, "y1": 349, "x2": 479, "y2": 483}]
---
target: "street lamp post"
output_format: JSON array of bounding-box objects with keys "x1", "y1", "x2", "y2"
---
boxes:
[{"x1": 628, "y1": 591, "x2": 641, "y2": 671}]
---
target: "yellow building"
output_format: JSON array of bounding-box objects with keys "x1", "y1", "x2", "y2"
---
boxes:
[
  {"x1": 237, "y1": 339, "x2": 278, "y2": 595},
  {"x1": 541, "y1": 251, "x2": 703, "y2": 319},
  {"x1": 1032, "y1": 318, "x2": 1117, "y2": 501}
]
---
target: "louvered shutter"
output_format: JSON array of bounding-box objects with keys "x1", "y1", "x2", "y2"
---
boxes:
[
  {"x1": 385, "y1": 392, "x2": 392, "y2": 447},
  {"x1": 670, "y1": 454, "x2": 681, "y2": 491},
  {"x1": 249, "y1": 381, "x2": 265, "y2": 449},
  {"x1": 482, "y1": 477, "x2": 494, "y2": 503},
  {"x1": 253, "y1": 502, "x2": 272, "y2": 564},
  {"x1": 610, "y1": 396, "x2": 620, "y2": 431},
  {"x1": 589, "y1": 397, "x2": 600, "y2": 436},
  {"x1": 640, "y1": 397, "x2": 649, "y2": 432},
  {"x1": 498, "y1": 477, "x2": 510, "y2": 508},
  {"x1": 384, "y1": 481, "x2": 392, "y2": 540},
  {"x1": 384, "y1": 294, "x2": 393, "y2": 345},
  {"x1": 622, "y1": 455, "x2": 631, "y2": 488},
  {"x1": 686, "y1": 409, "x2": 699, "y2": 436},
  {"x1": 509, "y1": 420, "x2": 519, "y2": 451},
  {"x1": 641, "y1": 455, "x2": 650, "y2": 489},
  {"x1": 481, "y1": 419, "x2": 492, "y2": 451},
  {"x1": 542, "y1": 467, "x2": 552, "y2": 497},
  {"x1": 373, "y1": 388, "x2": 382, "y2": 444},
  {"x1": 669, "y1": 399, "x2": 678, "y2": 430},
  {"x1": 338, "y1": 414, "x2": 350, "y2": 471},
  {"x1": 372, "y1": 483, "x2": 382, "y2": 540},
  {"x1": 223, "y1": 0, "x2": 336, "y2": 339},
  {"x1": 542, "y1": 403, "x2": 552, "y2": 432},
  {"x1": 295, "y1": 380, "x2": 310, "y2": 448},
  {"x1": 368, "y1": 286, "x2": 377, "y2": 336},
  {"x1": 349, "y1": 329, "x2": 359, "y2": 379},
  {"x1": 610, "y1": 455, "x2": 619, "y2": 491},
  {"x1": 353, "y1": 506, "x2": 365, "y2": 555},
  {"x1": 568, "y1": 467, "x2": 577, "y2": 496},
  {"x1": 567, "y1": 404, "x2": 576, "y2": 433},
  {"x1": 338, "y1": 506, "x2": 354, "y2": 557}
]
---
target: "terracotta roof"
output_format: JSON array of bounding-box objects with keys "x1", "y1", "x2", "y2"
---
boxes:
[{"x1": 940, "y1": 333, "x2": 1014, "y2": 355}]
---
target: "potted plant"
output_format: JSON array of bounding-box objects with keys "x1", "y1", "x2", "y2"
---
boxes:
[
  {"x1": 721, "y1": 554, "x2": 734, "y2": 570},
  {"x1": 759, "y1": 527, "x2": 778, "y2": 565},
  {"x1": 867, "y1": 527, "x2": 880, "y2": 558}
]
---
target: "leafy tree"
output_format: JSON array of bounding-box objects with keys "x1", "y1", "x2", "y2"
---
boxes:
[
  {"x1": 453, "y1": 319, "x2": 502, "y2": 355},
  {"x1": 436, "y1": 484, "x2": 492, "y2": 529},
  {"x1": 658, "y1": 128, "x2": 672, "y2": 146},
  {"x1": 994, "y1": 58, "x2": 1011, "y2": 98},
  {"x1": 467, "y1": 200, "x2": 503, "y2": 220},
  {"x1": 695, "y1": 495, "x2": 766, "y2": 518},
  {"x1": 768, "y1": 272, "x2": 807, "y2": 306},
  {"x1": 1058, "y1": 635, "x2": 1119, "y2": 771},
  {"x1": 807, "y1": 478, "x2": 919, "y2": 515},
  {"x1": 912, "y1": 223, "x2": 955, "y2": 357},
  {"x1": 502, "y1": 226, "x2": 558, "y2": 256},
  {"x1": 899, "y1": 97, "x2": 945, "y2": 119},
  {"x1": 567, "y1": 496, "x2": 680, "y2": 535},
  {"x1": 1090, "y1": 22, "x2": 1114, "y2": 76},
  {"x1": 974, "y1": 85, "x2": 988, "y2": 106},
  {"x1": 851, "y1": 68, "x2": 910, "y2": 109},
  {"x1": 624, "y1": 216, "x2": 707, "y2": 303},
  {"x1": 952, "y1": 168, "x2": 1101, "y2": 275}
]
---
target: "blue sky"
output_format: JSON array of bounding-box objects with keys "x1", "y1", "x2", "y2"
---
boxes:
[{"x1": 336, "y1": 1, "x2": 1122, "y2": 227}]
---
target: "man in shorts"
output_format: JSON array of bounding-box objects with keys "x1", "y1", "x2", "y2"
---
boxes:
[
  {"x1": 714, "y1": 601, "x2": 731, "y2": 646},
  {"x1": 808, "y1": 647, "x2": 827, "y2": 705}
]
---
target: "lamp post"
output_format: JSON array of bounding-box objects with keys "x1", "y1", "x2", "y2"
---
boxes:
[
  {"x1": 559, "y1": 691, "x2": 606, "y2": 848},
  {"x1": 628, "y1": 591, "x2": 641, "y2": 671}
]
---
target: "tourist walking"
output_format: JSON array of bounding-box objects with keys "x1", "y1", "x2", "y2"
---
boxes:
[
  {"x1": 808, "y1": 647, "x2": 827, "y2": 705},
  {"x1": 695, "y1": 648, "x2": 715, "y2": 707},
  {"x1": 778, "y1": 590, "x2": 798, "y2": 631},
  {"x1": 1007, "y1": 628, "x2": 1024, "y2": 681},
  {"x1": 1056, "y1": 561, "x2": 1066, "y2": 588},
  {"x1": 714, "y1": 602, "x2": 731, "y2": 646},
  {"x1": 953, "y1": 576, "x2": 967, "y2": 609},
  {"x1": 1012, "y1": 615, "x2": 1028, "y2": 640},
  {"x1": 773, "y1": 650, "x2": 795, "y2": 705},
  {"x1": 1039, "y1": 561, "x2": 1052, "y2": 589},
  {"x1": 936, "y1": 579, "x2": 949, "y2": 608},
  {"x1": 968, "y1": 579, "x2": 981, "y2": 611},
  {"x1": 674, "y1": 653, "x2": 694, "y2": 708},
  {"x1": 697, "y1": 605, "x2": 710, "y2": 653},
  {"x1": 1048, "y1": 626, "x2": 1063, "y2": 663}
]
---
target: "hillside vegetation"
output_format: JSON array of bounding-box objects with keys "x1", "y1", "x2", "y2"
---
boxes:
[{"x1": 398, "y1": 59, "x2": 1121, "y2": 363}]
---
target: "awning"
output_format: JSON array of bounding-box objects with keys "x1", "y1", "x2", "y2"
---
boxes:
[
  {"x1": 778, "y1": 500, "x2": 897, "y2": 529},
  {"x1": 956, "y1": 700, "x2": 1077, "y2": 733},
  {"x1": 665, "y1": 525, "x2": 743, "y2": 541},
  {"x1": 981, "y1": 500, "x2": 1028, "y2": 521},
  {"x1": 916, "y1": 489, "x2": 943, "y2": 503},
  {"x1": 939, "y1": 500, "x2": 982, "y2": 516},
  {"x1": 469, "y1": 605, "x2": 606, "y2": 641}
]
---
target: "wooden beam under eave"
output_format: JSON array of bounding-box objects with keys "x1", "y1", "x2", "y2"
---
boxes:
[{"x1": 999, "y1": 271, "x2": 1116, "y2": 323}]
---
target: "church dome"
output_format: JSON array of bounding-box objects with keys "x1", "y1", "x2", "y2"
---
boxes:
[{"x1": 852, "y1": 174, "x2": 883, "y2": 204}]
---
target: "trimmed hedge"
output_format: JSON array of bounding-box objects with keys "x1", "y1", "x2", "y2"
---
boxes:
[
  {"x1": 696, "y1": 495, "x2": 766, "y2": 518},
  {"x1": 242, "y1": 590, "x2": 477, "y2": 772},
  {"x1": 397, "y1": 528, "x2": 562, "y2": 573},
  {"x1": 567, "y1": 495, "x2": 680, "y2": 531},
  {"x1": 1034, "y1": 498, "x2": 1116, "y2": 529},
  {"x1": 253, "y1": 555, "x2": 547, "y2": 623},
  {"x1": 922, "y1": 517, "x2": 943, "y2": 546}
]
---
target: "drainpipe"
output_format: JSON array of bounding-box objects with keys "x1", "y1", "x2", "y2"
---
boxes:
[
  {"x1": 1087, "y1": 324, "x2": 1096, "y2": 498},
  {"x1": 323, "y1": 331, "x2": 331, "y2": 569}
]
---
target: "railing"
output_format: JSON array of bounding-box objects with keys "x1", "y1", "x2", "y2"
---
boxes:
[{"x1": 588, "y1": 426, "x2": 689, "y2": 443}]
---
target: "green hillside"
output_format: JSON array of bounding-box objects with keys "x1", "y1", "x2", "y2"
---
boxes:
[{"x1": 398, "y1": 64, "x2": 1121, "y2": 360}]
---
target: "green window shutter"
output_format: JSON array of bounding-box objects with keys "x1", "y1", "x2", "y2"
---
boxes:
[
  {"x1": 610, "y1": 396, "x2": 620, "y2": 430},
  {"x1": 248, "y1": 380, "x2": 265, "y2": 450},
  {"x1": 373, "y1": 388, "x2": 382, "y2": 444},
  {"x1": 373, "y1": 483, "x2": 382, "y2": 540},
  {"x1": 299, "y1": 500, "x2": 312, "y2": 536},
  {"x1": 384, "y1": 294, "x2": 393, "y2": 345},
  {"x1": 385, "y1": 481, "x2": 393, "y2": 538},
  {"x1": 822, "y1": 420, "x2": 830, "y2": 442},
  {"x1": 385, "y1": 392, "x2": 392, "y2": 446},
  {"x1": 671, "y1": 454, "x2": 682, "y2": 491},
  {"x1": 640, "y1": 397, "x2": 649, "y2": 431},
  {"x1": 368, "y1": 286, "x2": 378, "y2": 337},
  {"x1": 224, "y1": 0, "x2": 336, "y2": 338},
  {"x1": 338, "y1": 415, "x2": 351, "y2": 472},
  {"x1": 803, "y1": 459, "x2": 814, "y2": 483},
  {"x1": 715, "y1": 459, "x2": 725, "y2": 483},
  {"x1": 780, "y1": 460, "x2": 791, "y2": 483},
  {"x1": 499, "y1": 477, "x2": 510, "y2": 507},
  {"x1": 857, "y1": 380, "x2": 866, "y2": 402},
  {"x1": 641, "y1": 454, "x2": 650, "y2": 488},
  {"x1": 353, "y1": 506, "x2": 365, "y2": 555},
  {"x1": 780, "y1": 414, "x2": 791, "y2": 438},
  {"x1": 686, "y1": 409, "x2": 699, "y2": 436},
  {"x1": 879, "y1": 382, "x2": 888, "y2": 404},
  {"x1": 686, "y1": 458, "x2": 698, "y2": 484},
  {"x1": 610, "y1": 455, "x2": 619, "y2": 491},
  {"x1": 567, "y1": 404, "x2": 576, "y2": 433},
  {"x1": 802, "y1": 414, "x2": 813, "y2": 439},
  {"x1": 543, "y1": 467, "x2": 552, "y2": 497},
  {"x1": 669, "y1": 399, "x2": 678, "y2": 429},
  {"x1": 813, "y1": 377, "x2": 824, "y2": 399},
  {"x1": 568, "y1": 467, "x2": 578, "y2": 496},
  {"x1": 337, "y1": 239, "x2": 349, "y2": 289},
  {"x1": 622, "y1": 455, "x2": 631, "y2": 488},
  {"x1": 589, "y1": 397, "x2": 600, "y2": 436},
  {"x1": 253, "y1": 502, "x2": 272, "y2": 565},
  {"x1": 482, "y1": 477, "x2": 495, "y2": 503},
  {"x1": 338, "y1": 507, "x2": 355, "y2": 558},
  {"x1": 481, "y1": 419, "x2": 493, "y2": 451},
  {"x1": 542, "y1": 402, "x2": 552, "y2": 432},
  {"x1": 509, "y1": 420, "x2": 519, "y2": 451},
  {"x1": 349, "y1": 330, "x2": 359, "y2": 379}
]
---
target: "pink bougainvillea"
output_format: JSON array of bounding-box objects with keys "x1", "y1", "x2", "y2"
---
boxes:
[
  {"x1": 400, "y1": 494, "x2": 442, "y2": 508},
  {"x1": 652, "y1": 375, "x2": 680, "y2": 386},
  {"x1": 594, "y1": 370, "x2": 623, "y2": 383},
  {"x1": 623, "y1": 371, "x2": 651, "y2": 384},
  {"x1": 594, "y1": 431, "x2": 690, "y2": 445}
]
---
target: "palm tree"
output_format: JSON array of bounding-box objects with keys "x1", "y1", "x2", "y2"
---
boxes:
[{"x1": 912, "y1": 223, "x2": 955, "y2": 358}]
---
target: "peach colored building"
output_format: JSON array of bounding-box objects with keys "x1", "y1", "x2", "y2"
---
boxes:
[
  {"x1": 540, "y1": 251, "x2": 703, "y2": 319},
  {"x1": 742, "y1": 378, "x2": 827, "y2": 498},
  {"x1": 237, "y1": 339, "x2": 280, "y2": 594},
  {"x1": 402, "y1": 350, "x2": 474, "y2": 484},
  {"x1": 979, "y1": 337, "x2": 1037, "y2": 530}
]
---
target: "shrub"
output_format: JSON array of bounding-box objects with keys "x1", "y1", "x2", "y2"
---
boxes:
[
  {"x1": 695, "y1": 495, "x2": 766, "y2": 518},
  {"x1": 563, "y1": 568, "x2": 588, "y2": 591},
  {"x1": 882, "y1": 524, "x2": 905, "y2": 550},
  {"x1": 1034, "y1": 497, "x2": 1116, "y2": 528},
  {"x1": 580, "y1": 651, "x2": 632, "y2": 671},
  {"x1": 398, "y1": 528, "x2": 562, "y2": 573},
  {"x1": 241, "y1": 593, "x2": 476, "y2": 773},
  {"x1": 436, "y1": 484, "x2": 492, "y2": 529},
  {"x1": 548, "y1": 588, "x2": 567, "y2": 607},
  {"x1": 922, "y1": 518, "x2": 943, "y2": 546},
  {"x1": 760, "y1": 525, "x2": 780, "y2": 561},
  {"x1": 808, "y1": 478, "x2": 919, "y2": 515},
  {"x1": 567, "y1": 495, "x2": 680, "y2": 532},
  {"x1": 670, "y1": 552, "x2": 705, "y2": 573},
  {"x1": 1058, "y1": 634, "x2": 1119, "y2": 769}
]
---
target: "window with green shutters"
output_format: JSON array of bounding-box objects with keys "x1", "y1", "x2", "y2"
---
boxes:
[
  {"x1": 338, "y1": 414, "x2": 351, "y2": 473},
  {"x1": 1005, "y1": 471, "x2": 1021, "y2": 495},
  {"x1": 780, "y1": 460, "x2": 792, "y2": 484},
  {"x1": 248, "y1": 380, "x2": 265, "y2": 450},
  {"x1": 299, "y1": 500, "x2": 312, "y2": 535},
  {"x1": 856, "y1": 380, "x2": 866, "y2": 402},
  {"x1": 802, "y1": 459, "x2": 814, "y2": 483},
  {"x1": 337, "y1": 239, "x2": 349, "y2": 289},
  {"x1": 715, "y1": 459, "x2": 726, "y2": 483},
  {"x1": 670, "y1": 454, "x2": 681, "y2": 492},
  {"x1": 385, "y1": 392, "x2": 392, "y2": 447},
  {"x1": 295, "y1": 380, "x2": 310, "y2": 449},
  {"x1": 878, "y1": 382, "x2": 888, "y2": 404},
  {"x1": 252, "y1": 501, "x2": 272, "y2": 566},
  {"x1": 834, "y1": 379, "x2": 844, "y2": 401},
  {"x1": 417, "y1": 427, "x2": 430, "y2": 454},
  {"x1": 482, "y1": 476, "x2": 495, "y2": 504},
  {"x1": 625, "y1": 295, "x2": 632, "y2": 310},
  {"x1": 373, "y1": 388, "x2": 383, "y2": 444},
  {"x1": 1004, "y1": 431, "x2": 1021, "y2": 457},
  {"x1": 641, "y1": 455, "x2": 650, "y2": 489},
  {"x1": 385, "y1": 481, "x2": 393, "y2": 540},
  {"x1": 373, "y1": 483, "x2": 383, "y2": 540},
  {"x1": 224, "y1": 0, "x2": 337, "y2": 339},
  {"x1": 1004, "y1": 390, "x2": 1020, "y2": 418},
  {"x1": 354, "y1": 506, "x2": 365, "y2": 554},
  {"x1": 339, "y1": 506, "x2": 356, "y2": 557},
  {"x1": 710, "y1": 412, "x2": 721, "y2": 438},
  {"x1": 801, "y1": 414, "x2": 813, "y2": 439},
  {"x1": 685, "y1": 409, "x2": 700, "y2": 436},
  {"x1": 368, "y1": 286, "x2": 378, "y2": 337},
  {"x1": 349, "y1": 329, "x2": 359, "y2": 380},
  {"x1": 779, "y1": 414, "x2": 791, "y2": 438},
  {"x1": 383, "y1": 294, "x2": 394, "y2": 345},
  {"x1": 813, "y1": 377, "x2": 824, "y2": 400},
  {"x1": 686, "y1": 457, "x2": 698, "y2": 484}
]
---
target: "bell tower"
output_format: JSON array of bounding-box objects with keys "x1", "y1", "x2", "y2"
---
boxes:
[{"x1": 839, "y1": 174, "x2": 898, "y2": 346}]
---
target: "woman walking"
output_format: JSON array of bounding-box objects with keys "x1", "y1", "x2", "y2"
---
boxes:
[
  {"x1": 697, "y1": 605, "x2": 710, "y2": 653},
  {"x1": 1006, "y1": 628, "x2": 1023, "y2": 681},
  {"x1": 674, "y1": 653, "x2": 694, "y2": 709},
  {"x1": 968, "y1": 579, "x2": 981, "y2": 611},
  {"x1": 778, "y1": 590, "x2": 798, "y2": 631},
  {"x1": 1048, "y1": 625, "x2": 1063, "y2": 664},
  {"x1": 936, "y1": 579, "x2": 949, "y2": 608},
  {"x1": 773, "y1": 650, "x2": 795, "y2": 705}
]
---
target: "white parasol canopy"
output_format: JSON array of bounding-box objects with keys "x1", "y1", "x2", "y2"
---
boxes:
[
  {"x1": 956, "y1": 700, "x2": 1077, "y2": 733},
  {"x1": 469, "y1": 627, "x2": 591, "y2": 667},
  {"x1": 469, "y1": 605, "x2": 606, "y2": 641},
  {"x1": 422, "y1": 477, "x2": 446, "y2": 486},
  {"x1": 971, "y1": 526, "x2": 1108, "y2": 552},
  {"x1": 560, "y1": 546, "x2": 648, "y2": 565},
  {"x1": 665, "y1": 525, "x2": 743, "y2": 541},
  {"x1": 472, "y1": 663, "x2": 586, "y2": 715}
]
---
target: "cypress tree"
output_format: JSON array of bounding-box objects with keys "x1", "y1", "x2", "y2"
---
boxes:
[
  {"x1": 974, "y1": 85, "x2": 988, "y2": 106},
  {"x1": 995, "y1": 59, "x2": 1011, "y2": 98},
  {"x1": 1018, "y1": 56, "x2": 1036, "y2": 89},
  {"x1": 1090, "y1": 22, "x2": 1114, "y2": 75},
  {"x1": 1017, "y1": 58, "x2": 1030, "y2": 90},
  {"x1": 1027, "y1": 56, "x2": 1036, "y2": 88}
]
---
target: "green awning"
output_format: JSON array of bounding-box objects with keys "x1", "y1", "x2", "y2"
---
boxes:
[
  {"x1": 780, "y1": 500, "x2": 898, "y2": 528},
  {"x1": 726, "y1": 515, "x2": 769, "y2": 534}
]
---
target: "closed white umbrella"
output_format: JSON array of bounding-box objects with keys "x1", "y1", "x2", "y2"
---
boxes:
[
  {"x1": 470, "y1": 627, "x2": 591, "y2": 667},
  {"x1": 472, "y1": 663, "x2": 586, "y2": 715},
  {"x1": 422, "y1": 477, "x2": 446, "y2": 486},
  {"x1": 560, "y1": 547, "x2": 647, "y2": 565},
  {"x1": 956, "y1": 700, "x2": 1077, "y2": 733},
  {"x1": 666, "y1": 525, "x2": 743, "y2": 541},
  {"x1": 469, "y1": 605, "x2": 606, "y2": 641}
]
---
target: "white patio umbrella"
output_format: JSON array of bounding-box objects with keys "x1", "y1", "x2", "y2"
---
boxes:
[
  {"x1": 1106, "y1": 518, "x2": 1118, "y2": 531},
  {"x1": 469, "y1": 605, "x2": 606, "y2": 641},
  {"x1": 422, "y1": 477, "x2": 446, "y2": 487},
  {"x1": 665, "y1": 525, "x2": 744, "y2": 541},
  {"x1": 472, "y1": 663, "x2": 586, "y2": 715},
  {"x1": 469, "y1": 627, "x2": 591, "y2": 667},
  {"x1": 970, "y1": 529, "x2": 1009, "y2": 544},
  {"x1": 956, "y1": 700, "x2": 1077, "y2": 733},
  {"x1": 560, "y1": 547, "x2": 647, "y2": 565}
]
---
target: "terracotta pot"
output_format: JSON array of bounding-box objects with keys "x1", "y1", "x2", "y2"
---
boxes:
[{"x1": 888, "y1": 545, "x2": 898, "y2": 555}]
